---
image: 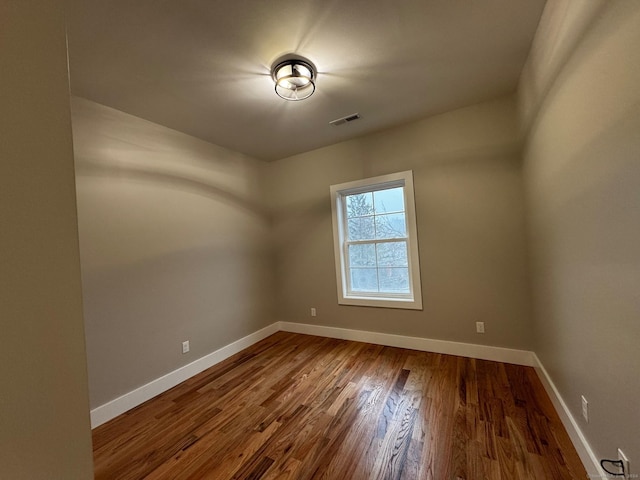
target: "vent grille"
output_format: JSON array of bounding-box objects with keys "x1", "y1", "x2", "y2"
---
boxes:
[{"x1": 329, "y1": 113, "x2": 361, "y2": 126}]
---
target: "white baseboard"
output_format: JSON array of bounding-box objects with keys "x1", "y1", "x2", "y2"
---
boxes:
[
  {"x1": 532, "y1": 354, "x2": 605, "y2": 477},
  {"x1": 91, "y1": 321, "x2": 534, "y2": 428},
  {"x1": 90, "y1": 320, "x2": 597, "y2": 479},
  {"x1": 280, "y1": 321, "x2": 537, "y2": 366},
  {"x1": 90, "y1": 323, "x2": 280, "y2": 428}
]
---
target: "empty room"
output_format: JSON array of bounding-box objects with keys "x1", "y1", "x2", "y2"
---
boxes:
[{"x1": 2, "y1": 0, "x2": 639, "y2": 479}]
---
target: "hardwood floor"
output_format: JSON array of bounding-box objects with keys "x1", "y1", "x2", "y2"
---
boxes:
[{"x1": 93, "y1": 332, "x2": 586, "y2": 479}]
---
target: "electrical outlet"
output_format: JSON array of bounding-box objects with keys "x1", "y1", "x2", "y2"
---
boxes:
[
  {"x1": 476, "y1": 322, "x2": 485, "y2": 333},
  {"x1": 618, "y1": 448, "x2": 630, "y2": 480},
  {"x1": 182, "y1": 340, "x2": 190, "y2": 354},
  {"x1": 581, "y1": 395, "x2": 589, "y2": 423},
  {"x1": 311, "y1": 307, "x2": 317, "y2": 317}
]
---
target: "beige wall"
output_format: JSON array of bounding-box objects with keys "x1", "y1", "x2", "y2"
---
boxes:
[
  {"x1": 267, "y1": 96, "x2": 533, "y2": 349},
  {"x1": 520, "y1": 0, "x2": 640, "y2": 465},
  {"x1": 0, "y1": 2, "x2": 94, "y2": 479},
  {"x1": 3, "y1": 1, "x2": 636, "y2": 475},
  {"x1": 72, "y1": 98, "x2": 275, "y2": 408}
]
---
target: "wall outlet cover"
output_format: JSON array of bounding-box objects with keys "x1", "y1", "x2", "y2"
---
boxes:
[{"x1": 581, "y1": 395, "x2": 589, "y2": 423}]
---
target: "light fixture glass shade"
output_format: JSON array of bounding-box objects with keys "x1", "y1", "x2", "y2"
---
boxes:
[{"x1": 271, "y1": 59, "x2": 316, "y2": 101}]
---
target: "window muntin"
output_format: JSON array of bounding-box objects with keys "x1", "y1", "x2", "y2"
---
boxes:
[
  {"x1": 330, "y1": 171, "x2": 422, "y2": 310},
  {"x1": 343, "y1": 188, "x2": 409, "y2": 295}
]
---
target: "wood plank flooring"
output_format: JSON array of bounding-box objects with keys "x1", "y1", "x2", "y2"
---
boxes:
[{"x1": 92, "y1": 332, "x2": 587, "y2": 479}]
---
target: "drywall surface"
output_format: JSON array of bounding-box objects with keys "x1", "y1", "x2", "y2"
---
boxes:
[
  {"x1": 266, "y1": 96, "x2": 533, "y2": 349},
  {"x1": 518, "y1": 0, "x2": 608, "y2": 131},
  {"x1": 72, "y1": 98, "x2": 275, "y2": 408},
  {"x1": 0, "y1": 2, "x2": 94, "y2": 478},
  {"x1": 520, "y1": 0, "x2": 640, "y2": 465}
]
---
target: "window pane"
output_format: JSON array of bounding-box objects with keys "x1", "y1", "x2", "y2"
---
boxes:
[
  {"x1": 331, "y1": 171, "x2": 421, "y2": 309},
  {"x1": 376, "y1": 241, "x2": 408, "y2": 267},
  {"x1": 373, "y1": 187, "x2": 405, "y2": 214},
  {"x1": 375, "y1": 213, "x2": 407, "y2": 239},
  {"x1": 348, "y1": 217, "x2": 375, "y2": 241},
  {"x1": 345, "y1": 192, "x2": 373, "y2": 218},
  {"x1": 350, "y1": 268, "x2": 378, "y2": 292},
  {"x1": 348, "y1": 244, "x2": 376, "y2": 267},
  {"x1": 378, "y1": 267, "x2": 410, "y2": 293}
]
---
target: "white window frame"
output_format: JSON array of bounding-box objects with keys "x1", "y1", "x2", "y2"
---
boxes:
[{"x1": 330, "y1": 170, "x2": 422, "y2": 310}]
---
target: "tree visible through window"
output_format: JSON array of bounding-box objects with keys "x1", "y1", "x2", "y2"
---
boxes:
[
  {"x1": 345, "y1": 188, "x2": 409, "y2": 294},
  {"x1": 330, "y1": 171, "x2": 422, "y2": 310}
]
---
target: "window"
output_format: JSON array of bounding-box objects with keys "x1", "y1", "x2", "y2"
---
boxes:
[{"x1": 330, "y1": 171, "x2": 422, "y2": 310}]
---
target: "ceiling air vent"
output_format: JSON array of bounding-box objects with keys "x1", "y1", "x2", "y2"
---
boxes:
[{"x1": 329, "y1": 113, "x2": 361, "y2": 126}]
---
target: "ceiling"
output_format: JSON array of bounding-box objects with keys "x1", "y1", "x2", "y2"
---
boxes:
[{"x1": 66, "y1": 0, "x2": 546, "y2": 162}]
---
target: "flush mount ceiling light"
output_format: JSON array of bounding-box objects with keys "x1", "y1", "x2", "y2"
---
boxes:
[{"x1": 271, "y1": 57, "x2": 316, "y2": 101}]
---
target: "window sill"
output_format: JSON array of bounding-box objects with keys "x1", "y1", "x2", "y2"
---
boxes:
[{"x1": 338, "y1": 295, "x2": 423, "y2": 310}]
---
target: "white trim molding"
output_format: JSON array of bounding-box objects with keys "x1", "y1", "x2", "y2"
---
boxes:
[
  {"x1": 90, "y1": 323, "x2": 280, "y2": 428},
  {"x1": 89, "y1": 319, "x2": 601, "y2": 480},
  {"x1": 280, "y1": 321, "x2": 536, "y2": 366},
  {"x1": 532, "y1": 354, "x2": 606, "y2": 478},
  {"x1": 90, "y1": 321, "x2": 535, "y2": 428},
  {"x1": 330, "y1": 171, "x2": 423, "y2": 310}
]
